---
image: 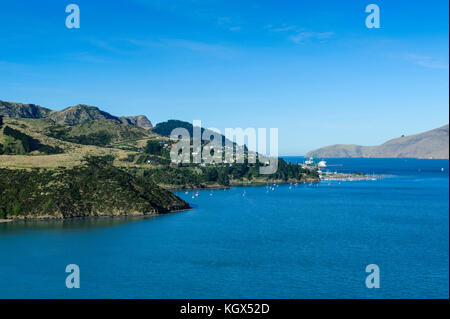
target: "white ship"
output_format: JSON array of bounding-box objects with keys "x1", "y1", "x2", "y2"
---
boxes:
[{"x1": 318, "y1": 160, "x2": 327, "y2": 168}]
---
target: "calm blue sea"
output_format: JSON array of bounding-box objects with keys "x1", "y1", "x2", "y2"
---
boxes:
[{"x1": 0, "y1": 158, "x2": 448, "y2": 298}]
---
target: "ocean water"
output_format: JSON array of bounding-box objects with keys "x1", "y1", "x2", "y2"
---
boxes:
[{"x1": 0, "y1": 158, "x2": 448, "y2": 298}]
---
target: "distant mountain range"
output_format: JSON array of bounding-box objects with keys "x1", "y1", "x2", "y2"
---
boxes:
[
  {"x1": 306, "y1": 125, "x2": 449, "y2": 159},
  {"x1": 0, "y1": 100, "x2": 153, "y2": 129}
]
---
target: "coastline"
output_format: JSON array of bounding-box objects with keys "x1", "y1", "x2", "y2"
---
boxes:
[
  {"x1": 1, "y1": 179, "x2": 321, "y2": 223},
  {"x1": 164, "y1": 178, "x2": 320, "y2": 191},
  {"x1": 320, "y1": 173, "x2": 394, "y2": 181},
  {"x1": 1, "y1": 170, "x2": 399, "y2": 224},
  {"x1": 0, "y1": 206, "x2": 193, "y2": 224},
  {"x1": 1, "y1": 174, "x2": 372, "y2": 224}
]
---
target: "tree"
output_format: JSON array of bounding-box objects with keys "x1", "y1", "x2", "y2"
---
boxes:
[
  {"x1": 217, "y1": 170, "x2": 230, "y2": 186},
  {"x1": 205, "y1": 168, "x2": 219, "y2": 182},
  {"x1": 145, "y1": 139, "x2": 163, "y2": 155}
]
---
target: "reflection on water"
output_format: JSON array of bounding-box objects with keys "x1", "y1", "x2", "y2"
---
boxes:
[{"x1": 0, "y1": 216, "x2": 156, "y2": 234}]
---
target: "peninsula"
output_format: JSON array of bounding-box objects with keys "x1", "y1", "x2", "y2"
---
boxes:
[{"x1": 0, "y1": 100, "x2": 319, "y2": 221}]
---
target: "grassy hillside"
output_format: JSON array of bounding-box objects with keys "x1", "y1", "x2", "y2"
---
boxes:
[
  {"x1": 44, "y1": 119, "x2": 153, "y2": 147},
  {"x1": 0, "y1": 116, "x2": 319, "y2": 188},
  {"x1": 1, "y1": 104, "x2": 320, "y2": 193},
  {"x1": 0, "y1": 116, "x2": 63, "y2": 155},
  {"x1": 0, "y1": 117, "x2": 153, "y2": 168}
]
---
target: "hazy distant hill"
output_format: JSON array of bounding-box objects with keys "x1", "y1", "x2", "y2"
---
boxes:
[
  {"x1": 306, "y1": 124, "x2": 449, "y2": 159},
  {"x1": 0, "y1": 100, "x2": 152, "y2": 129}
]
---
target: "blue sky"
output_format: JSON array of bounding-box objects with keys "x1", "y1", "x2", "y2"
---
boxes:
[{"x1": 0, "y1": 0, "x2": 448, "y2": 155}]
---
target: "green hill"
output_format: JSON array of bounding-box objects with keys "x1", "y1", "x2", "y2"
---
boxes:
[
  {"x1": 152, "y1": 119, "x2": 196, "y2": 137},
  {"x1": 0, "y1": 157, "x2": 190, "y2": 220},
  {"x1": 153, "y1": 119, "x2": 236, "y2": 146}
]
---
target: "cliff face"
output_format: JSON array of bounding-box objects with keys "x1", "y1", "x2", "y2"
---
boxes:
[
  {"x1": 306, "y1": 125, "x2": 449, "y2": 159},
  {"x1": 0, "y1": 158, "x2": 190, "y2": 220},
  {"x1": 119, "y1": 115, "x2": 153, "y2": 129},
  {"x1": 0, "y1": 100, "x2": 152, "y2": 130}
]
